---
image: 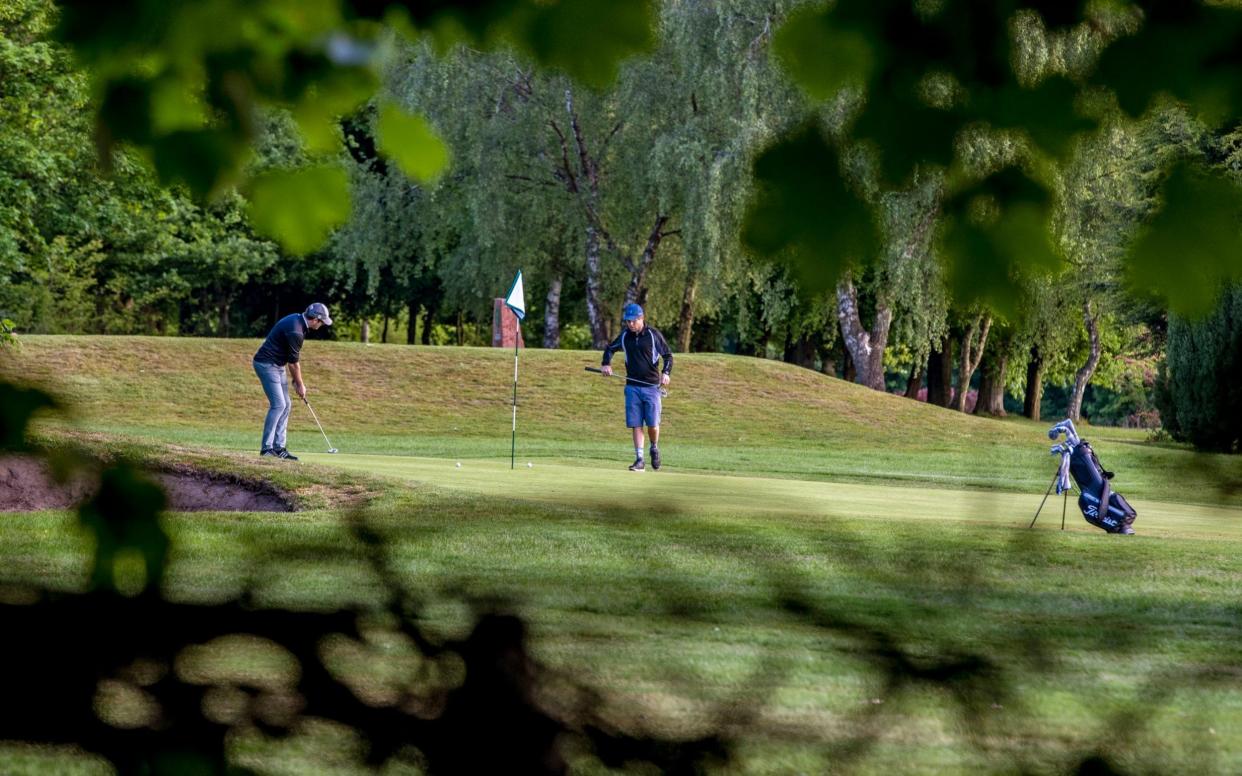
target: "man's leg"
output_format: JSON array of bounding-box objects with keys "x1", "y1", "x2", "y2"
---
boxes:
[
  {"x1": 647, "y1": 387, "x2": 663, "y2": 469},
  {"x1": 254, "y1": 361, "x2": 286, "y2": 453},
  {"x1": 629, "y1": 426, "x2": 646, "y2": 470},
  {"x1": 624, "y1": 386, "x2": 645, "y2": 470},
  {"x1": 274, "y1": 368, "x2": 293, "y2": 450}
]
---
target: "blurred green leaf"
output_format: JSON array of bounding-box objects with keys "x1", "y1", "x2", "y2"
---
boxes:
[
  {"x1": 79, "y1": 464, "x2": 169, "y2": 595},
  {"x1": 292, "y1": 68, "x2": 378, "y2": 153},
  {"x1": 1125, "y1": 163, "x2": 1242, "y2": 318},
  {"x1": 774, "y1": 6, "x2": 877, "y2": 101},
  {"x1": 854, "y1": 95, "x2": 960, "y2": 185},
  {"x1": 742, "y1": 125, "x2": 879, "y2": 291},
  {"x1": 54, "y1": 0, "x2": 174, "y2": 65},
  {"x1": 98, "y1": 77, "x2": 156, "y2": 146},
  {"x1": 355, "y1": 0, "x2": 520, "y2": 41},
  {"x1": 0, "y1": 382, "x2": 57, "y2": 452},
  {"x1": 941, "y1": 168, "x2": 1062, "y2": 317},
  {"x1": 510, "y1": 0, "x2": 655, "y2": 89},
  {"x1": 376, "y1": 0, "x2": 655, "y2": 88},
  {"x1": 150, "y1": 75, "x2": 209, "y2": 135},
  {"x1": 152, "y1": 129, "x2": 246, "y2": 198},
  {"x1": 247, "y1": 164, "x2": 352, "y2": 254},
  {"x1": 375, "y1": 101, "x2": 450, "y2": 183},
  {"x1": 978, "y1": 77, "x2": 1096, "y2": 159},
  {"x1": 1095, "y1": 5, "x2": 1242, "y2": 126}
]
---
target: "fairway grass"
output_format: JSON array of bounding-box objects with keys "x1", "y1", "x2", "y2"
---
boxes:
[
  {"x1": 310, "y1": 452, "x2": 1242, "y2": 540},
  {"x1": 3, "y1": 336, "x2": 1242, "y2": 772}
]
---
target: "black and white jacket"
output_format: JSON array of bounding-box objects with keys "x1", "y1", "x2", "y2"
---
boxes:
[{"x1": 602, "y1": 326, "x2": 673, "y2": 387}]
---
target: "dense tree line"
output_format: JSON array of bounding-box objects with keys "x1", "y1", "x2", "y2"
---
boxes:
[{"x1": 3, "y1": 0, "x2": 1242, "y2": 440}]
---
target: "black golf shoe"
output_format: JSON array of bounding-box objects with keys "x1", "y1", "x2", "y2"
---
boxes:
[
  {"x1": 275, "y1": 448, "x2": 299, "y2": 461},
  {"x1": 261, "y1": 448, "x2": 278, "y2": 457},
  {"x1": 649, "y1": 446, "x2": 661, "y2": 470},
  {"x1": 628, "y1": 457, "x2": 645, "y2": 472}
]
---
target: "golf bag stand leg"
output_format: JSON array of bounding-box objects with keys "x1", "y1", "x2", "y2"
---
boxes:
[{"x1": 1029, "y1": 469, "x2": 1063, "y2": 529}]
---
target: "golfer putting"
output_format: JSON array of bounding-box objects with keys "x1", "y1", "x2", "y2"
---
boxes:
[
  {"x1": 600, "y1": 303, "x2": 673, "y2": 471},
  {"x1": 252, "y1": 302, "x2": 332, "y2": 460}
]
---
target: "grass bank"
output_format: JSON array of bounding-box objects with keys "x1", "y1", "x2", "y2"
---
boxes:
[{"x1": 5, "y1": 335, "x2": 1240, "y2": 505}]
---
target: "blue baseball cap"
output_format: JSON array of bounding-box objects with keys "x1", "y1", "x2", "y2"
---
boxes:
[
  {"x1": 305, "y1": 302, "x2": 333, "y2": 326},
  {"x1": 622, "y1": 303, "x2": 644, "y2": 321}
]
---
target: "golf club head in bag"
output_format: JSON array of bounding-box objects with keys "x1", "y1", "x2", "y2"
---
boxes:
[{"x1": 1048, "y1": 419, "x2": 1135, "y2": 534}]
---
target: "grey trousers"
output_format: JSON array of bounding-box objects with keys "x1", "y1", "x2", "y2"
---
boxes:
[{"x1": 254, "y1": 360, "x2": 291, "y2": 451}]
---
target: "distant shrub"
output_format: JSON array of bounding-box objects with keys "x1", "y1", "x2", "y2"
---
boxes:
[
  {"x1": 557, "y1": 324, "x2": 594, "y2": 350},
  {"x1": 1159, "y1": 285, "x2": 1242, "y2": 452}
]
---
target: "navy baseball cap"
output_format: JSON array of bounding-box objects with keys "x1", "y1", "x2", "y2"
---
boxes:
[
  {"x1": 622, "y1": 303, "x2": 644, "y2": 321},
  {"x1": 305, "y1": 302, "x2": 333, "y2": 325}
]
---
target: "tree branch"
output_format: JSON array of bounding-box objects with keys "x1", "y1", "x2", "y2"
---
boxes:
[
  {"x1": 600, "y1": 121, "x2": 623, "y2": 156},
  {"x1": 548, "y1": 120, "x2": 578, "y2": 194},
  {"x1": 504, "y1": 174, "x2": 558, "y2": 189}
]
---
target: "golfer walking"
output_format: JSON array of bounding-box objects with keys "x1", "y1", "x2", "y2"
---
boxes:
[
  {"x1": 601, "y1": 303, "x2": 673, "y2": 471},
  {"x1": 252, "y1": 303, "x2": 332, "y2": 459}
]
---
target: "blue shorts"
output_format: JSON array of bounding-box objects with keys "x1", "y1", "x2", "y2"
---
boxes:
[{"x1": 624, "y1": 384, "x2": 662, "y2": 428}]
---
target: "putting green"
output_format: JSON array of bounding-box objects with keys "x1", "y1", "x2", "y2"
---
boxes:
[{"x1": 305, "y1": 452, "x2": 1242, "y2": 540}]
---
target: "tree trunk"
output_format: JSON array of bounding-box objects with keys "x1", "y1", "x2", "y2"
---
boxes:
[
  {"x1": 1023, "y1": 345, "x2": 1044, "y2": 420},
  {"x1": 1068, "y1": 300, "x2": 1101, "y2": 422},
  {"x1": 421, "y1": 306, "x2": 434, "y2": 345},
  {"x1": 218, "y1": 297, "x2": 230, "y2": 338},
  {"x1": 821, "y1": 357, "x2": 838, "y2": 377},
  {"x1": 952, "y1": 313, "x2": 992, "y2": 412},
  {"x1": 927, "y1": 336, "x2": 953, "y2": 407},
  {"x1": 381, "y1": 314, "x2": 389, "y2": 344},
  {"x1": 543, "y1": 274, "x2": 563, "y2": 349},
  {"x1": 456, "y1": 312, "x2": 464, "y2": 346},
  {"x1": 904, "y1": 361, "x2": 924, "y2": 399},
  {"x1": 676, "y1": 273, "x2": 697, "y2": 353},
  {"x1": 407, "y1": 301, "x2": 418, "y2": 345},
  {"x1": 836, "y1": 277, "x2": 892, "y2": 391},
  {"x1": 973, "y1": 349, "x2": 1008, "y2": 416},
  {"x1": 783, "y1": 332, "x2": 818, "y2": 370},
  {"x1": 361, "y1": 319, "x2": 370, "y2": 344},
  {"x1": 583, "y1": 226, "x2": 609, "y2": 348},
  {"x1": 623, "y1": 214, "x2": 670, "y2": 306}
]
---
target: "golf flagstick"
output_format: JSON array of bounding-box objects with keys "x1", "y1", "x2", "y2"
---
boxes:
[
  {"x1": 511, "y1": 327, "x2": 519, "y2": 469},
  {"x1": 504, "y1": 270, "x2": 526, "y2": 470}
]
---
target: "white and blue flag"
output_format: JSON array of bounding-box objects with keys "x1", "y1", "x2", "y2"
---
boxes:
[{"x1": 504, "y1": 270, "x2": 526, "y2": 321}]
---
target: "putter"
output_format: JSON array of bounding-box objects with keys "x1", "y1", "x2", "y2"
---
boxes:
[
  {"x1": 302, "y1": 397, "x2": 339, "y2": 453},
  {"x1": 584, "y1": 366, "x2": 668, "y2": 397}
]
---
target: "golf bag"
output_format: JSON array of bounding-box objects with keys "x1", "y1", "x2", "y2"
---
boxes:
[{"x1": 1049, "y1": 420, "x2": 1137, "y2": 534}]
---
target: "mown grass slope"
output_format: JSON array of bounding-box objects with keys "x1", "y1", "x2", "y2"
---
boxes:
[
  {"x1": 5, "y1": 335, "x2": 1240, "y2": 504},
  {"x1": 3, "y1": 336, "x2": 1242, "y2": 773}
]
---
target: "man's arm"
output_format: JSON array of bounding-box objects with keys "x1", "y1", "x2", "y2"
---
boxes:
[
  {"x1": 287, "y1": 361, "x2": 307, "y2": 399},
  {"x1": 600, "y1": 331, "x2": 625, "y2": 376},
  {"x1": 655, "y1": 329, "x2": 673, "y2": 384}
]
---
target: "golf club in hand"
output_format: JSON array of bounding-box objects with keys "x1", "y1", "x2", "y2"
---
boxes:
[
  {"x1": 302, "y1": 396, "x2": 339, "y2": 453},
  {"x1": 584, "y1": 366, "x2": 668, "y2": 397}
]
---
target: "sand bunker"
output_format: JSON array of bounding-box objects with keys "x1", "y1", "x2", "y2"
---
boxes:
[{"x1": 0, "y1": 457, "x2": 293, "y2": 513}]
